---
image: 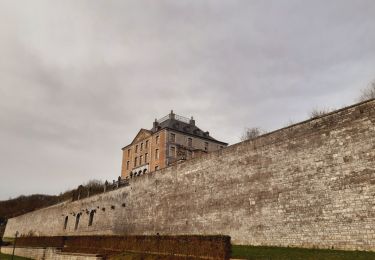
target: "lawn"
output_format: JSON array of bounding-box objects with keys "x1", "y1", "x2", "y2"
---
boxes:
[
  {"x1": 231, "y1": 245, "x2": 375, "y2": 260},
  {"x1": 2, "y1": 246, "x2": 375, "y2": 260},
  {"x1": 0, "y1": 253, "x2": 31, "y2": 260}
]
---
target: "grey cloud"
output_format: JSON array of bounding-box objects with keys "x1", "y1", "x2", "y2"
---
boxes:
[{"x1": 0, "y1": 0, "x2": 375, "y2": 199}]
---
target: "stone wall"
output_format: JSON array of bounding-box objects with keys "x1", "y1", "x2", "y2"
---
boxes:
[
  {"x1": 0, "y1": 246, "x2": 101, "y2": 260},
  {"x1": 4, "y1": 99, "x2": 375, "y2": 251}
]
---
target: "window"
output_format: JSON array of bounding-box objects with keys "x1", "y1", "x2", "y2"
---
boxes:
[
  {"x1": 145, "y1": 153, "x2": 148, "y2": 163},
  {"x1": 126, "y1": 161, "x2": 130, "y2": 170},
  {"x1": 135, "y1": 145, "x2": 138, "y2": 153},
  {"x1": 88, "y1": 211, "x2": 95, "y2": 226},
  {"x1": 219, "y1": 146, "x2": 223, "y2": 149},
  {"x1": 156, "y1": 135, "x2": 159, "y2": 144},
  {"x1": 170, "y1": 133, "x2": 176, "y2": 142},
  {"x1": 75, "y1": 213, "x2": 81, "y2": 230},
  {"x1": 134, "y1": 157, "x2": 138, "y2": 166},
  {"x1": 143, "y1": 169, "x2": 147, "y2": 174},
  {"x1": 187, "y1": 150, "x2": 192, "y2": 159},
  {"x1": 155, "y1": 166, "x2": 159, "y2": 171},
  {"x1": 187, "y1": 138, "x2": 192, "y2": 147},
  {"x1": 127, "y1": 149, "x2": 131, "y2": 157},
  {"x1": 155, "y1": 149, "x2": 159, "y2": 159},
  {"x1": 170, "y1": 146, "x2": 176, "y2": 157},
  {"x1": 204, "y1": 142, "x2": 209, "y2": 151},
  {"x1": 63, "y1": 216, "x2": 68, "y2": 230},
  {"x1": 140, "y1": 143, "x2": 143, "y2": 151},
  {"x1": 140, "y1": 155, "x2": 143, "y2": 165},
  {"x1": 145, "y1": 140, "x2": 149, "y2": 148}
]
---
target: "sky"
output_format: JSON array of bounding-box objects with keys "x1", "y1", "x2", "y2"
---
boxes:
[{"x1": 0, "y1": 0, "x2": 374, "y2": 200}]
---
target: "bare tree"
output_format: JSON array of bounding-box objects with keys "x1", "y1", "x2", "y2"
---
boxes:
[
  {"x1": 359, "y1": 81, "x2": 375, "y2": 102},
  {"x1": 84, "y1": 179, "x2": 104, "y2": 197},
  {"x1": 309, "y1": 108, "x2": 331, "y2": 119},
  {"x1": 241, "y1": 127, "x2": 262, "y2": 141},
  {"x1": 84, "y1": 179, "x2": 104, "y2": 189},
  {"x1": 285, "y1": 119, "x2": 296, "y2": 127}
]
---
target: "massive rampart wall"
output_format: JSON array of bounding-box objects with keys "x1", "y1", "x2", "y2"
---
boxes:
[{"x1": 4, "y1": 100, "x2": 375, "y2": 251}]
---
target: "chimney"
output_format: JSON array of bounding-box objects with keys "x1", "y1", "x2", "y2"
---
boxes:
[
  {"x1": 169, "y1": 110, "x2": 175, "y2": 120},
  {"x1": 189, "y1": 116, "x2": 195, "y2": 126},
  {"x1": 153, "y1": 118, "x2": 158, "y2": 129}
]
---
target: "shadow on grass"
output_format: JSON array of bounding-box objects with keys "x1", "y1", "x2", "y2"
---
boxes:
[
  {"x1": 0, "y1": 253, "x2": 32, "y2": 260},
  {"x1": 231, "y1": 245, "x2": 375, "y2": 260},
  {"x1": 109, "y1": 252, "x2": 202, "y2": 260}
]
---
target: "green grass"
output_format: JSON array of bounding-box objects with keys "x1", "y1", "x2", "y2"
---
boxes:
[
  {"x1": 2, "y1": 246, "x2": 375, "y2": 260},
  {"x1": 0, "y1": 253, "x2": 32, "y2": 260},
  {"x1": 109, "y1": 252, "x2": 198, "y2": 260},
  {"x1": 231, "y1": 245, "x2": 375, "y2": 260}
]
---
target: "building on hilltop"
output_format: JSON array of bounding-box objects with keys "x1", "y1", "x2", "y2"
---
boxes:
[{"x1": 121, "y1": 110, "x2": 228, "y2": 179}]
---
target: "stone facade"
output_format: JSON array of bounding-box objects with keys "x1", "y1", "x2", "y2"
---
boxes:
[{"x1": 3, "y1": 99, "x2": 375, "y2": 251}]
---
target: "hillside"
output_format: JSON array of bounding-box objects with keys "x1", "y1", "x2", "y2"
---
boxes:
[
  {"x1": 0, "y1": 194, "x2": 61, "y2": 220},
  {"x1": 0, "y1": 180, "x2": 104, "y2": 240},
  {"x1": 0, "y1": 194, "x2": 63, "y2": 241}
]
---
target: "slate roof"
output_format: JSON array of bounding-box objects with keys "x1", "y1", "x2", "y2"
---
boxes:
[{"x1": 151, "y1": 118, "x2": 228, "y2": 145}]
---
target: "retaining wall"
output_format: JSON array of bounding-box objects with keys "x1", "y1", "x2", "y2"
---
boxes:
[
  {"x1": 4, "y1": 100, "x2": 375, "y2": 251},
  {"x1": 0, "y1": 246, "x2": 101, "y2": 260}
]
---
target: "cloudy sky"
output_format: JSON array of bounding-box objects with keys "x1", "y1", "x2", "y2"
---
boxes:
[{"x1": 0, "y1": 0, "x2": 374, "y2": 200}]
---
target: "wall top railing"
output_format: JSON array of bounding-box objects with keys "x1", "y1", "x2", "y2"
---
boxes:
[
  {"x1": 157, "y1": 115, "x2": 170, "y2": 124},
  {"x1": 157, "y1": 110, "x2": 192, "y2": 124},
  {"x1": 175, "y1": 114, "x2": 191, "y2": 124},
  {"x1": 72, "y1": 178, "x2": 129, "y2": 201}
]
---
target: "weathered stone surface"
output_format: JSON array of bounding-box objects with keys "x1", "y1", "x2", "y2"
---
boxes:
[
  {"x1": 0, "y1": 246, "x2": 101, "y2": 260},
  {"x1": 3, "y1": 100, "x2": 375, "y2": 251}
]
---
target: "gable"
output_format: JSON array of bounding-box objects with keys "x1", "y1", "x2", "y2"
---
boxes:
[{"x1": 131, "y1": 129, "x2": 152, "y2": 145}]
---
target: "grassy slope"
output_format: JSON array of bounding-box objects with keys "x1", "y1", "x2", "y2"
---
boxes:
[
  {"x1": 231, "y1": 245, "x2": 375, "y2": 260},
  {"x1": 103, "y1": 245, "x2": 375, "y2": 260}
]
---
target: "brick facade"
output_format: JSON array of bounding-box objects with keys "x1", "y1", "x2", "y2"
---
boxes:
[{"x1": 121, "y1": 111, "x2": 227, "y2": 179}]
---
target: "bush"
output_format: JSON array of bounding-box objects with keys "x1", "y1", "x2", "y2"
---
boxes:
[
  {"x1": 358, "y1": 81, "x2": 375, "y2": 102},
  {"x1": 241, "y1": 127, "x2": 262, "y2": 141}
]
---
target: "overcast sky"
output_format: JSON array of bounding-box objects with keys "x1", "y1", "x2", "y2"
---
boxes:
[{"x1": 0, "y1": 0, "x2": 374, "y2": 200}]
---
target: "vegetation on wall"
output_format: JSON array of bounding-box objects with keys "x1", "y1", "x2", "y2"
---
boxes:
[
  {"x1": 240, "y1": 127, "x2": 263, "y2": 141},
  {"x1": 308, "y1": 107, "x2": 332, "y2": 119},
  {"x1": 358, "y1": 81, "x2": 375, "y2": 102},
  {"x1": 241, "y1": 79, "x2": 375, "y2": 141}
]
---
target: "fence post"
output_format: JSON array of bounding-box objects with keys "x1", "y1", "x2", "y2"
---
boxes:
[{"x1": 11, "y1": 231, "x2": 19, "y2": 260}]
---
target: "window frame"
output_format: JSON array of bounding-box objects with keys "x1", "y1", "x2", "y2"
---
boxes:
[{"x1": 187, "y1": 137, "x2": 192, "y2": 147}]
